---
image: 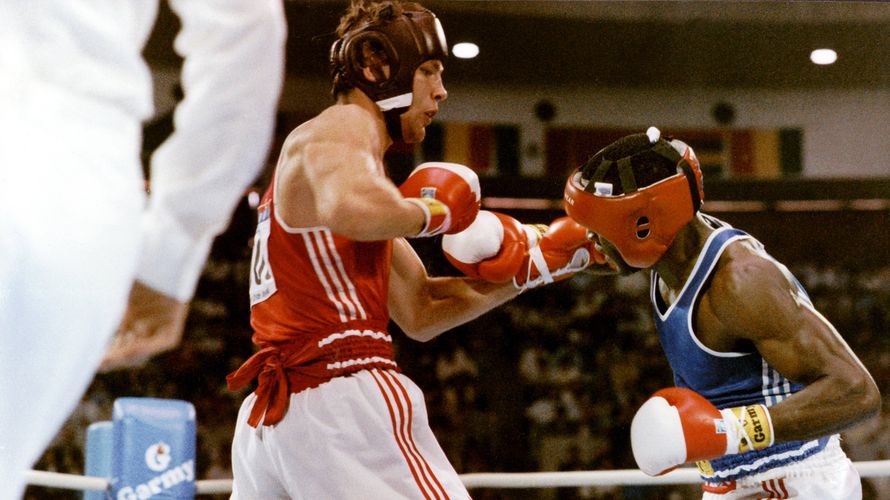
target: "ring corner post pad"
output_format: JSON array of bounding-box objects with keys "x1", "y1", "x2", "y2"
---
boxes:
[
  {"x1": 83, "y1": 420, "x2": 113, "y2": 500},
  {"x1": 111, "y1": 397, "x2": 197, "y2": 499}
]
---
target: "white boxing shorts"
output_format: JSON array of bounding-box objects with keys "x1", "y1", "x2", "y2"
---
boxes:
[
  {"x1": 231, "y1": 368, "x2": 471, "y2": 500},
  {"x1": 701, "y1": 436, "x2": 861, "y2": 500}
]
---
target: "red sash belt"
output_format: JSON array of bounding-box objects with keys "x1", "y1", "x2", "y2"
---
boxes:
[{"x1": 227, "y1": 329, "x2": 397, "y2": 427}]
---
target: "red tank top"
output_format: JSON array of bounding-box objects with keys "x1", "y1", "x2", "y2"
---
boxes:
[{"x1": 227, "y1": 182, "x2": 399, "y2": 426}]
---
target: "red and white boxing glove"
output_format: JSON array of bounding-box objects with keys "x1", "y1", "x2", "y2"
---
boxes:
[
  {"x1": 399, "y1": 162, "x2": 481, "y2": 237},
  {"x1": 513, "y1": 216, "x2": 607, "y2": 292},
  {"x1": 630, "y1": 387, "x2": 775, "y2": 476},
  {"x1": 441, "y1": 211, "x2": 545, "y2": 282}
]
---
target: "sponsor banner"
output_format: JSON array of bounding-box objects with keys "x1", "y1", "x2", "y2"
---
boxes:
[{"x1": 111, "y1": 398, "x2": 196, "y2": 499}]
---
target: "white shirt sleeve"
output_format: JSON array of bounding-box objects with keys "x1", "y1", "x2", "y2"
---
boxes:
[{"x1": 136, "y1": 0, "x2": 286, "y2": 302}]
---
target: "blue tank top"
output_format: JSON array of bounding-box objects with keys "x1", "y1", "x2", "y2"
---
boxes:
[{"x1": 651, "y1": 216, "x2": 829, "y2": 481}]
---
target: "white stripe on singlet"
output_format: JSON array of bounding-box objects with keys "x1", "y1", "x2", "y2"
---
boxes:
[
  {"x1": 317, "y1": 329, "x2": 392, "y2": 348},
  {"x1": 761, "y1": 359, "x2": 791, "y2": 406},
  {"x1": 301, "y1": 228, "x2": 372, "y2": 323},
  {"x1": 302, "y1": 230, "x2": 350, "y2": 322},
  {"x1": 320, "y1": 230, "x2": 367, "y2": 320},
  {"x1": 369, "y1": 369, "x2": 448, "y2": 500},
  {"x1": 308, "y1": 229, "x2": 362, "y2": 321},
  {"x1": 326, "y1": 357, "x2": 398, "y2": 371}
]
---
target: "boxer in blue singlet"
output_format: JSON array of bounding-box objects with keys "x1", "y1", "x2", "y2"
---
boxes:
[{"x1": 564, "y1": 127, "x2": 879, "y2": 499}]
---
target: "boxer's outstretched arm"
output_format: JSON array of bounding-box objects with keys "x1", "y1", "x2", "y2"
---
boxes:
[{"x1": 388, "y1": 238, "x2": 518, "y2": 342}]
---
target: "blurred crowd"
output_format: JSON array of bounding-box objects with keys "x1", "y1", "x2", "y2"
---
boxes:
[{"x1": 27, "y1": 205, "x2": 890, "y2": 500}]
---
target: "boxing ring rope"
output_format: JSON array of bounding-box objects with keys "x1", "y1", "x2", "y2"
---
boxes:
[
  {"x1": 461, "y1": 461, "x2": 890, "y2": 488},
  {"x1": 25, "y1": 460, "x2": 890, "y2": 493}
]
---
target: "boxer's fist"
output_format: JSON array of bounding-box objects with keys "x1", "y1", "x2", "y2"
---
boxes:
[
  {"x1": 442, "y1": 211, "x2": 543, "y2": 282},
  {"x1": 399, "y1": 162, "x2": 481, "y2": 237},
  {"x1": 514, "y1": 216, "x2": 606, "y2": 291},
  {"x1": 631, "y1": 387, "x2": 774, "y2": 476}
]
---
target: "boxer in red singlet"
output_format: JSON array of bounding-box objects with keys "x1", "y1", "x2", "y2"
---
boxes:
[{"x1": 225, "y1": 2, "x2": 600, "y2": 498}]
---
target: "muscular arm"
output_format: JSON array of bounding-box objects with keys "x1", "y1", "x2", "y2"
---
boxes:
[
  {"x1": 276, "y1": 105, "x2": 426, "y2": 240},
  {"x1": 706, "y1": 244, "x2": 880, "y2": 441},
  {"x1": 388, "y1": 238, "x2": 520, "y2": 342}
]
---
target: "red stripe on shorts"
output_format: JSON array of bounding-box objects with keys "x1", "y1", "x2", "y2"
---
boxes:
[
  {"x1": 760, "y1": 478, "x2": 789, "y2": 499},
  {"x1": 370, "y1": 369, "x2": 440, "y2": 500},
  {"x1": 380, "y1": 369, "x2": 449, "y2": 499},
  {"x1": 777, "y1": 478, "x2": 789, "y2": 498}
]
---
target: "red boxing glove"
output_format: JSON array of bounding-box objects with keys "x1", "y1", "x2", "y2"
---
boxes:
[
  {"x1": 399, "y1": 162, "x2": 481, "y2": 237},
  {"x1": 441, "y1": 211, "x2": 544, "y2": 282},
  {"x1": 514, "y1": 216, "x2": 607, "y2": 291},
  {"x1": 631, "y1": 387, "x2": 775, "y2": 476}
]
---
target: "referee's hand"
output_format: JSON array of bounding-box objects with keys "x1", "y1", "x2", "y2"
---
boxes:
[{"x1": 99, "y1": 280, "x2": 189, "y2": 372}]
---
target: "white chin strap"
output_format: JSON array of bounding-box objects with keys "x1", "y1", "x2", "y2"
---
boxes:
[{"x1": 376, "y1": 92, "x2": 413, "y2": 111}]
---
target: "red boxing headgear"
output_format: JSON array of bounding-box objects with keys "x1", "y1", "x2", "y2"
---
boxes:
[
  {"x1": 563, "y1": 128, "x2": 704, "y2": 269},
  {"x1": 330, "y1": 4, "x2": 448, "y2": 112}
]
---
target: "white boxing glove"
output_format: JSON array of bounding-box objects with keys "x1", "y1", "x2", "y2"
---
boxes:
[
  {"x1": 442, "y1": 210, "x2": 542, "y2": 282},
  {"x1": 631, "y1": 387, "x2": 775, "y2": 476}
]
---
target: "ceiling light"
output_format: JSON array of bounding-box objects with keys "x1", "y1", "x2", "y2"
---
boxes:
[
  {"x1": 810, "y1": 48, "x2": 837, "y2": 65},
  {"x1": 452, "y1": 42, "x2": 479, "y2": 59}
]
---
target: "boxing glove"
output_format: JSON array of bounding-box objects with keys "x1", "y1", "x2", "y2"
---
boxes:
[
  {"x1": 630, "y1": 387, "x2": 775, "y2": 476},
  {"x1": 441, "y1": 211, "x2": 545, "y2": 282},
  {"x1": 399, "y1": 162, "x2": 481, "y2": 237},
  {"x1": 514, "y1": 216, "x2": 607, "y2": 292}
]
